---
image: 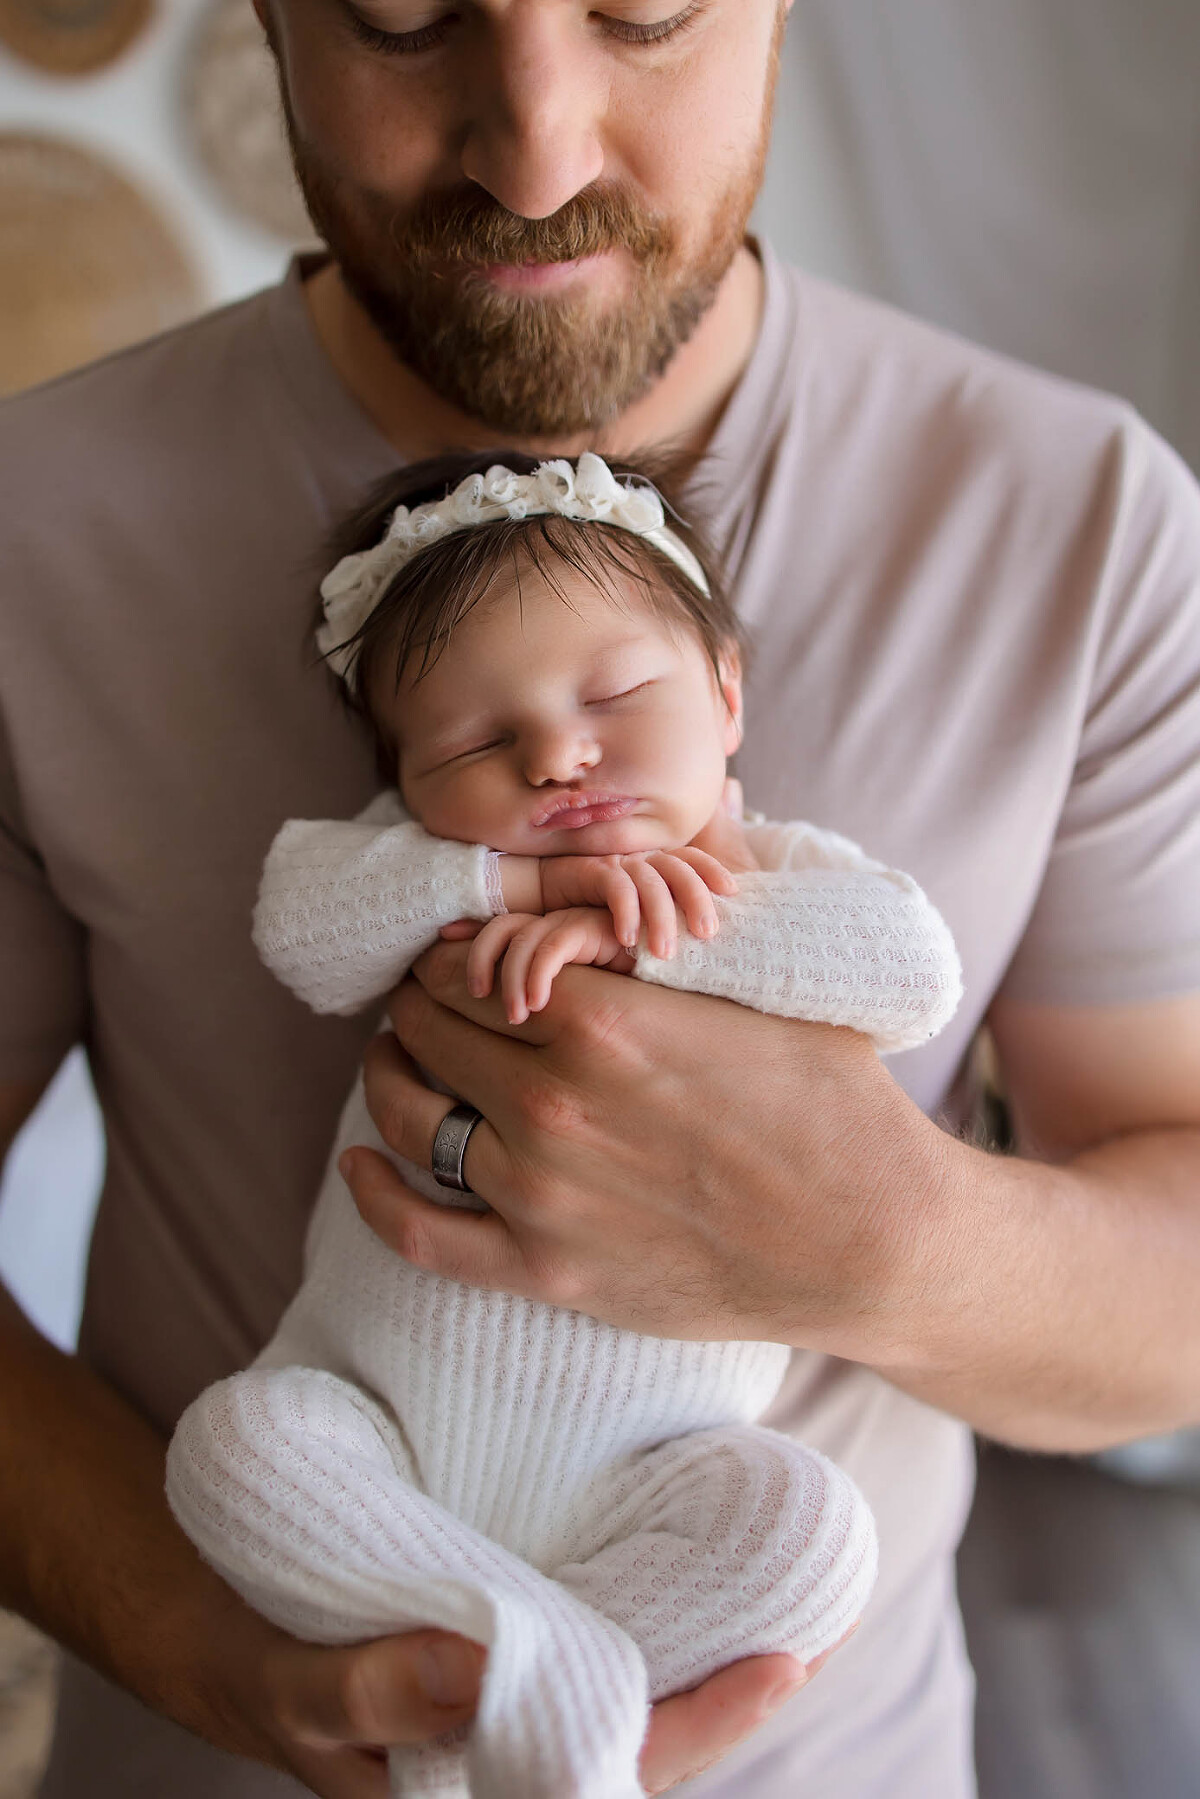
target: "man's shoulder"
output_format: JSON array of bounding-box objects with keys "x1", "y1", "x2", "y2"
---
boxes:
[
  {"x1": 764, "y1": 253, "x2": 1193, "y2": 536},
  {"x1": 0, "y1": 280, "x2": 286, "y2": 494},
  {"x1": 771, "y1": 254, "x2": 1137, "y2": 454}
]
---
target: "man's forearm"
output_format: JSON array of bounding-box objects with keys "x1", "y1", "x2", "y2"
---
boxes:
[
  {"x1": 0, "y1": 1282, "x2": 276, "y2": 1759},
  {"x1": 873, "y1": 1126, "x2": 1200, "y2": 1453}
]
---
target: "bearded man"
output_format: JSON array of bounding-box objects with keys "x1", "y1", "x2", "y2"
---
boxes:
[{"x1": 2, "y1": 4, "x2": 1200, "y2": 1797}]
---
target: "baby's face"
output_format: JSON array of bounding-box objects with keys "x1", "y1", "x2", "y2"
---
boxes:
[{"x1": 377, "y1": 559, "x2": 742, "y2": 857}]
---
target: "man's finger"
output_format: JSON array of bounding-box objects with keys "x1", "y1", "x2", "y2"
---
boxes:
[
  {"x1": 274, "y1": 1630, "x2": 485, "y2": 1750},
  {"x1": 358, "y1": 1032, "x2": 508, "y2": 1198},
  {"x1": 341, "y1": 1146, "x2": 532, "y2": 1294},
  {"x1": 406, "y1": 940, "x2": 565, "y2": 1043},
  {"x1": 638, "y1": 1653, "x2": 809, "y2": 1796}
]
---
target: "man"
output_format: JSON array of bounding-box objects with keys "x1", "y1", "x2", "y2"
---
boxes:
[{"x1": 2, "y1": 3, "x2": 1199, "y2": 1796}]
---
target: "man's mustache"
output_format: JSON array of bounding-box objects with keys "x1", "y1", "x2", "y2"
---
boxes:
[{"x1": 391, "y1": 183, "x2": 673, "y2": 266}]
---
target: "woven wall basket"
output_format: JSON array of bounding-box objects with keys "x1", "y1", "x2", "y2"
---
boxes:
[
  {"x1": 0, "y1": 133, "x2": 202, "y2": 398},
  {"x1": 0, "y1": 0, "x2": 152, "y2": 76},
  {"x1": 183, "y1": 0, "x2": 315, "y2": 245}
]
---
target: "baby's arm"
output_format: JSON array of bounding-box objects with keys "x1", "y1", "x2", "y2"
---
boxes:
[
  {"x1": 253, "y1": 799, "x2": 733, "y2": 1019},
  {"x1": 253, "y1": 795, "x2": 505, "y2": 1016},
  {"x1": 633, "y1": 820, "x2": 963, "y2": 1053}
]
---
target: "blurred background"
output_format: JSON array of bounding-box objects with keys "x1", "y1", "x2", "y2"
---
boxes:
[{"x1": 1, "y1": 1, "x2": 1199, "y2": 1794}]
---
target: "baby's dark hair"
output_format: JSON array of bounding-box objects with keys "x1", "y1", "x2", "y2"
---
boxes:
[{"x1": 318, "y1": 449, "x2": 743, "y2": 770}]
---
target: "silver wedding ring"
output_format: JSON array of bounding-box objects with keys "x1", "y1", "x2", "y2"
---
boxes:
[{"x1": 431, "y1": 1102, "x2": 484, "y2": 1194}]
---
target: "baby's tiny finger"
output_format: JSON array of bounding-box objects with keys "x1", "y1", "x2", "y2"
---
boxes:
[
  {"x1": 499, "y1": 925, "x2": 546, "y2": 1025},
  {"x1": 527, "y1": 929, "x2": 574, "y2": 1013},
  {"x1": 603, "y1": 867, "x2": 641, "y2": 949},
  {"x1": 678, "y1": 847, "x2": 739, "y2": 895},
  {"x1": 671, "y1": 862, "x2": 719, "y2": 939},
  {"x1": 467, "y1": 915, "x2": 522, "y2": 998},
  {"x1": 630, "y1": 862, "x2": 676, "y2": 959}
]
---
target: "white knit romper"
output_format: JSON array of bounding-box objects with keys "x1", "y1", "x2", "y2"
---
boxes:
[{"x1": 167, "y1": 797, "x2": 962, "y2": 1799}]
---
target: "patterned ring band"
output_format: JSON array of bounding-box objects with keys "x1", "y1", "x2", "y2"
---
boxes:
[{"x1": 431, "y1": 1102, "x2": 484, "y2": 1194}]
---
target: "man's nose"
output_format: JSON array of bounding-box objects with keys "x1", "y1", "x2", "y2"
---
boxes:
[
  {"x1": 460, "y1": 11, "x2": 605, "y2": 219},
  {"x1": 523, "y1": 722, "x2": 602, "y2": 786}
]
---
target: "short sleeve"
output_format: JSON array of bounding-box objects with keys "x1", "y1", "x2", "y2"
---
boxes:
[
  {"x1": 0, "y1": 714, "x2": 87, "y2": 1083},
  {"x1": 1000, "y1": 419, "x2": 1200, "y2": 1006}
]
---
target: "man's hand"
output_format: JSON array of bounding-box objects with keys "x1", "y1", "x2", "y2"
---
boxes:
[
  {"x1": 224, "y1": 1625, "x2": 827, "y2": 1798},
  {"x1": 340, "y1": 944, "x2": 941, "y2": 1352},
  {"x1": 0, "y1": 1284, "x2": 836, "y2": 1799}
]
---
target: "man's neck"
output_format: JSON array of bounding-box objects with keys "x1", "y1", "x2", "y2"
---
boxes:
[{"x1": 303, "y1": 246, "x2": 764, "y2": 463}]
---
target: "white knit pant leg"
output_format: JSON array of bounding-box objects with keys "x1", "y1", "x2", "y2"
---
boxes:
[
  {"x1": 166, "y1": 1366, "x2": 652, "y2": 1799},
  {"x1": 551, "y1": 1424, "x2": 878, "y2": 1704}
]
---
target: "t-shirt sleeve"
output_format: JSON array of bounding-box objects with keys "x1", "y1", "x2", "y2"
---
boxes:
[
  {"x1": 999, "y1": 418, "x2": 1200, "y2": 1006},
  {"x1": 0, "y1": 717, "x2": 86, "y2": 1084}
]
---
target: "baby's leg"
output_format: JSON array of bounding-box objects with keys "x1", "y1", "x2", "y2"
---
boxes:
[
  {"x1": 167, "y1": 1366, "x2": 651, "y2": 1799},
  {"x1": 550, "y1": 1424, "x2": 878, "y2": 1704}
]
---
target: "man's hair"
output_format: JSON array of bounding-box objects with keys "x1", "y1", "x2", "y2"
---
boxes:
[{"x1": 320, "y1": 449, "x2": 744, "y2": 770}]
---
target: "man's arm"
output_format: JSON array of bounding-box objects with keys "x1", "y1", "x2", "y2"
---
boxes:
[
  {"x1": 342, "y1": 958, "x2": 1200, "y2": 1457},
  {"x1": 882, "y1": 990, "x2": 1200, "y2": 1450},
  {"x1": 0, "y1": 1074, "x2": 491, "y2": 1796},
  {"x1": 0, "y1": 1075, "x2": 809, "y2": 1795}
]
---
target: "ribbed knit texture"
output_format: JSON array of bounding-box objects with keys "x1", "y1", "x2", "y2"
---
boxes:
[{"x1": 169, "y1": 800, "x2": 961, "y2": 1797}]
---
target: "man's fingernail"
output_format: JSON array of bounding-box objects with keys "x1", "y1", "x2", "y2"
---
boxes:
[
  {"x1": 418, "y1": 1640, "x2": 481, "y2": 1707},
  {"x1": 338, "y1": 1151, "x2": 354, "y2": 1182}
]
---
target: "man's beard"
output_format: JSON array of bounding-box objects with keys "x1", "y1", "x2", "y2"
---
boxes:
[{"x1": 283, "y1": 122, "x2": 769, "y2": 438}]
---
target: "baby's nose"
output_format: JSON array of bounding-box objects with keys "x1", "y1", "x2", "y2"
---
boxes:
[{"x1": 524, "y1": 724, "x2": 601, "y2": 786}]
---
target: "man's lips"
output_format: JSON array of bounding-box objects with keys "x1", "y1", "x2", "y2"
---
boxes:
[
  {"x1": 469, "y1": 253, "x2": 612, "y2": 295},
  {"x1": 531, "y1": 794, "x2": 639, "y2": 831}
]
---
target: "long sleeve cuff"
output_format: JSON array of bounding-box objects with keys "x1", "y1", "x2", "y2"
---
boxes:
[{"x1": 254, "y1": 817, "x2": 502, "y2": 1016}]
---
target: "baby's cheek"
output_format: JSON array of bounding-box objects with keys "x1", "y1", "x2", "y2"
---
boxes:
[{"x1": 422, "y1": 769, "x2": 530, "y2": 854}]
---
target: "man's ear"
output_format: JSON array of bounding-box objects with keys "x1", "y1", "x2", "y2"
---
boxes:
[{"x1": 718, "y1": 645, "x2": 744, "y2": 756}]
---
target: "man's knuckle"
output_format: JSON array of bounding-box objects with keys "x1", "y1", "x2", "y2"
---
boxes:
[
  {"x1": 336, "y1": 1652, "x2": 393, "y2": 1740},
  {"x1": 395, "y1": 1212, "x2": 438, "y2": 1268},
  {"x1": 517, "y1": 1073, "x2": 582, "y2": 1137},
  {"x1": 574, "y1": 993, "x2": 636, "y2": 1060},
  {"x1": 421, "y1": 938, "x2": 463, "y2": 995}
]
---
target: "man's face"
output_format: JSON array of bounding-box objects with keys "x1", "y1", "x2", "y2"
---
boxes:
[{"x1": 262, "y1": 0, "x2": 786, "y2": 435}]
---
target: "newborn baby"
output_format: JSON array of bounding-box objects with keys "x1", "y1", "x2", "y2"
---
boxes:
[{"x1": 167, "y1": 452, "x2": 962, "y2": 1799}]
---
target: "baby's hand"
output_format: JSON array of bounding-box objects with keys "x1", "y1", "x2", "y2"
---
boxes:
[
  {"x1": 539, "y1": 850, "x2": 737, "y2": 960},
  {"x1": 465, "y1": 908, "x2": 635, "y2": 1025}
]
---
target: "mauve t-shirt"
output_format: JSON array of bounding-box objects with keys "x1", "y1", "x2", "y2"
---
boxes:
[{"x1": 3, "y1": 243, "x2": 1200, "y2": 1798}]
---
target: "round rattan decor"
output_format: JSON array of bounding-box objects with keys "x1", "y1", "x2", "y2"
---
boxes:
[
  {"x1": 0, "y1": 0, "x2": 152, "y2": 75},
  {"x1": 183, "y1": 0, "x2": 315, "y2": 245},
  {"x1": 0, "y1": 133, "x2": 203, "y2": 399}
]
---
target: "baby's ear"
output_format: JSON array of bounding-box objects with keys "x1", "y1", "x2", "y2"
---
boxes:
[{"x1": 718, "y1": 645, "x2": 744, "y2": 754}]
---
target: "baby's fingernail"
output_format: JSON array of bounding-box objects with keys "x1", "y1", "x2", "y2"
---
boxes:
[{"x1": 419, "y1": 1640, "x2": 482, "y2": 1707}]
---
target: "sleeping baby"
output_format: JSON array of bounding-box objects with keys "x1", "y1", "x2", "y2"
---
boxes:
[{"x1": 166, "y1": 450, "x2": 962, "y2": 1799}]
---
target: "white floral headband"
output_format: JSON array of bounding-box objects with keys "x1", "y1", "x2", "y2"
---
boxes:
[{"x1": 317, "y1": 450, "x2": 710, "y2": 689}]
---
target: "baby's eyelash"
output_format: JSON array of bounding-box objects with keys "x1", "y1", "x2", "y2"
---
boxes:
[{"x1": 587, "y1": 681, "x2": 654, "y2": 706}]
